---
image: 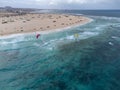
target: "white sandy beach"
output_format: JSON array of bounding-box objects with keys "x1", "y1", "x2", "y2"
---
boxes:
[{"x1": 0, "y1": 13, "x2": 91, "y2": 36}]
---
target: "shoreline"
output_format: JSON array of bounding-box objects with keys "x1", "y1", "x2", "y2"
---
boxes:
[
  {"x1": 0, "y1": 14, "x2": 92, "y2": 39},
  {"x1": 0, "y1": 19, "x2": 93, "y2": 39}
]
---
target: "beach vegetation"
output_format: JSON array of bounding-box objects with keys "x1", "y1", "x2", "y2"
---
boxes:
[
  {"x1": 53, "y1": 20, "x2": 56, "y2": 23},
  {"x1": 2, "y1": 20, "x2": 8, "y2": 24}
]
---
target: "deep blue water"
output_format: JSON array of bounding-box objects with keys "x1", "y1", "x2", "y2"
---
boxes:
[
  {"x1": 37, "y1": 10, "x2": 120, "y2": 17},
  {"x1": 0, "y1": 10, "x2": 120, "y2": 90}
]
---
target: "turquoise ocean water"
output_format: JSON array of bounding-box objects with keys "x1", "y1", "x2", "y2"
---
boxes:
[{"x1": 0, "y1": 11, "x2": 120, "y2": 90}]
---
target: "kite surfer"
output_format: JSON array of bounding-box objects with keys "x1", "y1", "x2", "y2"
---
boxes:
[{"x1": 36, "y1": 34, "x2": 40, "y2": 39}]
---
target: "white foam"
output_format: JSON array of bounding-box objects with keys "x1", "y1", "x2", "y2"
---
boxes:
[
  {"x1": 0, "y1": 41, "x2": 8, "y2": 45},
  {"x1": 0, "y1": 34, "x2": 26, "y2": 39},
  {"x1": 47, "y1": 47, "x2": 54, "y2": 51},
  {"x1": 109, "y1": 42, "x2": 114, "y2": 46},
  {"x1": 33, "y1": 43, "x2": 40, "y2": 47},
  {"x1": 111, "y1": 36, "x2": 119, "y2": 39},
  {"x1": 75, "y1": 14, "x2": 84, "y2": 16},
  {"x1": 92, "y1": 16, "x2": 120, "y2": 20},
  {"x1": 82, "y1": 31, "x2": 98, "y2": 36},
  {"x1": 64, "y1": 31, "x2": 99, "y2": 41},
  {"x1": 66, "y1": 35, "x2": 74, "y2": 40},
  {"x1": 0, "y1": 36, "x2": 26, "y2": 45}
]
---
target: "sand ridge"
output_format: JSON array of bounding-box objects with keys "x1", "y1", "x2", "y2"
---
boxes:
[{"x1": 0, "y1": 13, "x2": 91, "y2": 36}]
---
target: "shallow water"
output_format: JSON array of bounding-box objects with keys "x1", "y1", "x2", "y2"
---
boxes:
[{"x1": 0, "y1": 16, "x2": 120, "y2": 90}]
